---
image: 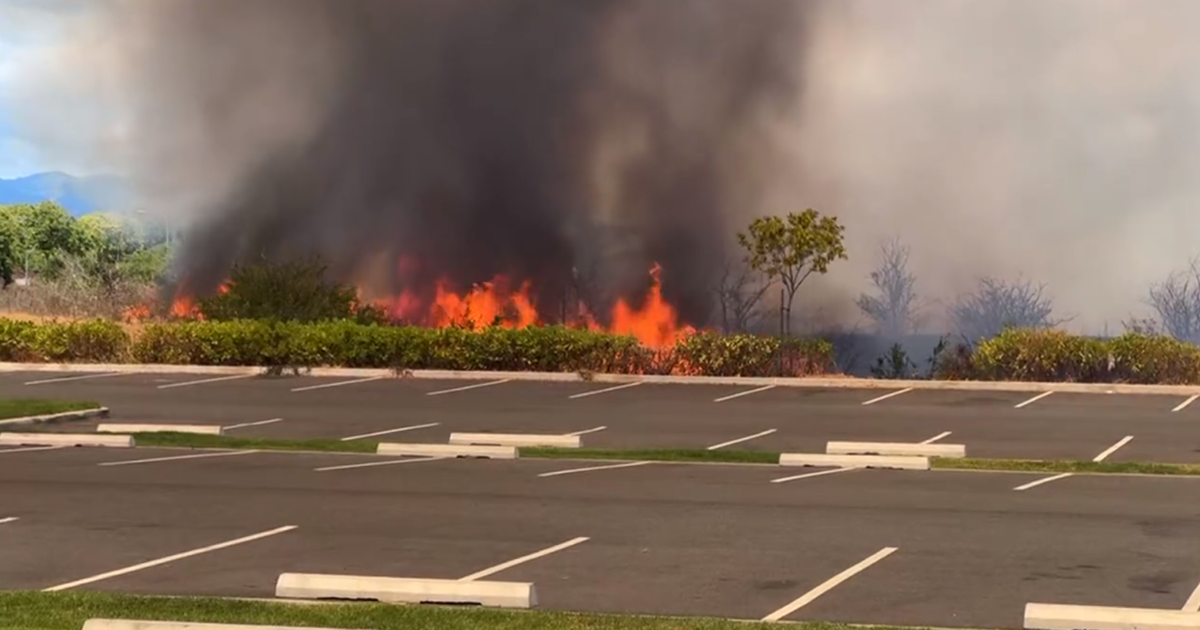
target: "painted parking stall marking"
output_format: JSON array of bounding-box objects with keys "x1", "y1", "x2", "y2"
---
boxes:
[
  {"x1": 157, "y1": 374, "x2": 255, "y2": 389},
  {"x1": 458, "y1": 536, "x2": 590, "y2": 582},
  {"x1": 315, "y1": 456, "x2": 447, "y2": 472},
  {"x1": 99, "y1": 450, "x2": 260, "y2": 467},
  {"x1": 24, "y1": 372, "x2": 123, "y2": 386},
  {"x1": 920, "y1": 431, "x2": 952, "y2": 444},
  {"x1": 707, "y1": 429, "x2": 777, "y2": 450},
  {"x1": 0, "y1": 517, "x2": 17, "y2": 525},
  {"x1": 291, "y1": 376, "x2": 385, "y2": 392},
  {"x1": 761, "y1": 546, "x2": 898, "y2": 622},
  {"x1": 223, "y1": 418, "x2": 284, "y2": 430},
  {"x1": 340, "y1": 422, "x2": 440, "y2": 441},
  {"x1": 1183, "y1": 579, "x2": 1200, "y2": 612},
  {"x1": 0, "y1": 445, "x2": 64, "y2": 455},
  {"x1": 538, "y1": 461, "x2": 655, "y2": 478},
  {"x1": 714, "y1": 385, "x2": 776, "y2": 403},
  {"x1": 1173, "y1": 394, "x2": 1200, "y2": 412},
  {"x1": 1092, "y1": 435, "x2": 1134, "y2": 462},
  {"x1": 861, "y1": 388, "x2": 913, "y2": 406},
  {"x1": 426, "y1": 379, "x2": 511, "y2": 397},
  {"x1": 1015, "y1": 391, "x2": 1055, "y2": 408},
  {"x1": 568, "y1": 382, "x2": 643, "y2": 399},
  {"x1": 42, "y1": 525, "x2": 298, "y2": 591},
  {"x1": 1014, "y1": 435, "x2": 1135, "y2": 491},
  {"x1": 771, "y1": 467, "x2": 859, "y2": 484},
  {"x1": 565, "y1": 426, "x2": 607, "y2": 437}
]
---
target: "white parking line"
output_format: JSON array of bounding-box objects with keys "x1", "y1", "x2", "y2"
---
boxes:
[
  {"x1": 538, "y1": 461, "x2": 655, "y2": 478},
  {"x1": 770, "y1": 467, "x2": 859, "y2": 484},
  {"x1": 0, "y1": 517, "x2": 17, "y2": 525},
  {"x1": 1093, "y1": 435, "x2": 1134, "y2": 462},
  {"x1": 339, "y1": 423, "x2": 440, "y2": 441},
  {"x1": 0, "y1": 445, "x2": 65, "y2": 455},
  {"x1": 43, "y1": 525, "x2": 298, "y2": 591},
  {"x1": 99, "y1": 450, "x2": 260, "y2": 467},
  {"x1": 314, "y1": 456, "x2": 447, "y2": 472},
  {"x1": 1014, "y1": 472, "x2": 1074, "y2": 491},
  {"x1": 761, "y1": 546, "x2": 898, "y2": 622},
  {"x1": 458, "y1": 537, "x2": 590, "y2": 582},
  {"x1": 24, "y1": 372, "x2": 122, "y2": 386},
  {"x1": 223, "y1": 418, "x2": 285, "y2": 430},
  {"x1": 1183, "y1": 580, "x2": 1200, "y2": 612},
  {"x1": 707, "y1": 429, "x2": 777, "y2": 451},
  {"x1": 1015, "y1": 391, "x2": 1055, "y2": 408},
  {"x1": 291, "y1": 376, "x2": 385, "y2": 392},
  {"x1": 426, "y1": 379, "x2": 511, "y2": 397},
  {"x1": 920, "y1": 431, "x2": 953, "y2": 445},
  {"x1": 157, "y1": 374, "x2": 255, "y2": 390},
  {"x1": 568, "y1": 382, "x2": 643, "y2": 399},
  {"x1": 861, "y1": 388, "x2": 913, "y2": 406},
  {"x1": 565, "y1": 426, "x2": 608, "y2": 437},
  {"x1": 714, "y1": 385, "x2": 776, "y2": 403},
  {"x1": 1173, "y1": 394, "x2": 1200, "y2": 413}
]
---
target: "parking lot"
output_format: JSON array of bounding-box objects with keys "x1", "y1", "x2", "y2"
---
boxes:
[
  {"x1": 4, "y1": 369, "x2": 1200, "y2": 464},
  {"x1": 2, "y1": 444, "x2": 1200, "y2": 628},
  {"x1": 3, "y1": 369, "x2": 1200, "y2": 628}
]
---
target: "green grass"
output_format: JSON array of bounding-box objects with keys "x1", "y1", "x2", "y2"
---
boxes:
[
  {"x1": 0, "y1": 591, "x2": 909, "y2": 630},
  {"x1": 0, "y1": 399, "x2": 100, "y2": 420},
  {"x1": 134, "y1": 432, "x2": 379, "y2": 454},
  {"x1": 522, "y1": 447, "x2": 779, "y2": 464},
  {"x1": 50, "y1": 430, "x2": 1200, "y2": 476},
  {"x1": 932, "y1": 457, "x2": 1200, "y2": 476}
]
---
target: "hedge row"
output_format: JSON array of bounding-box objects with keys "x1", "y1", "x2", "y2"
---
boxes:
[
  {"x1": 5, "y1": 318, "x2": 1200, "y2": 383},
  {"x1": 0, "y1": 319, "x2": 835, "y2": 377}
]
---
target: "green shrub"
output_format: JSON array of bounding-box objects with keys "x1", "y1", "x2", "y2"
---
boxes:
[
  {"x1": 972, "y1": 328, "x2": 1110, "y2": 382},
  {"x1": 196, "y1": 257, "x2": 384, "y2": 324},
  {"x1": 0, "y1": 319, "x2": 129, "y2": 363},
  {"x1": 1107, "y1": 333, "x2": 1200, "y2": 384}
]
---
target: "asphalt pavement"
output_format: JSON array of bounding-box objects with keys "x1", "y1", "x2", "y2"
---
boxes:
[
  {"x1": 2, "y1": 445, "x2": 1199, "y2": 628},
  {"x1": 3, "y1": 370, "x2": 1200, "y2": 463}
]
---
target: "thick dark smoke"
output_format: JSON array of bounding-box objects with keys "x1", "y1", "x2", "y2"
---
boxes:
[{"x1": 128, "y1": 0, "x2": 812, "y2": 323}]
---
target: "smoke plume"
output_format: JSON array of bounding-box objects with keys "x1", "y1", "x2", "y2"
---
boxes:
[
  {"x1": 10, "y1": 0, "x2": 1200, "y2": 332},
  {"x1": 19, "y1": 0, "x2": 810, "y2": 324}
]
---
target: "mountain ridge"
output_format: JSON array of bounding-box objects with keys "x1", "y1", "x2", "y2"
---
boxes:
[{"x1": 0, "y1": 172, "x2": 131, "y2": 216}]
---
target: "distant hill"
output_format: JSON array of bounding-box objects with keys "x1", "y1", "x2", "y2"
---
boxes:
[{"x1": 0, "y1": 172, "x2": 131, "y2": 216}]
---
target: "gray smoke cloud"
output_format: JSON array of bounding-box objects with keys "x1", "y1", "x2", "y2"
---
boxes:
[
  {"x1": 41, "y1": 0, "x2": 812, "y2": 324},
  {"x1": 8, "y1": 0, "x2": 1200, "y2": 332}
]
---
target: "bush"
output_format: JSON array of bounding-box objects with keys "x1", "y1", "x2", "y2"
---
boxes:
[
  {"x1": 197, "y1": 257, "x2": 384, "y2": 325},
  {"x1": 0, "y1": 319, "x2": 129, "y2": 363},
  {"x1": 972, "y1": 328, "x2": 1110, "y2": 382}
]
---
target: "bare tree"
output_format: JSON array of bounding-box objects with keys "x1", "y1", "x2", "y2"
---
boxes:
[
  {"x1": 855, "y1": 238, "x2": 923, "y2": 336},
  {"x1": 950, "y1": 276, "x2": 1065, "y2": 342},
  {"x1": 1141, "y1": 257, "x2": 1200, "y2": 343},
  {"x1": 711, "y1": 261, "x2": 769, "y2": 334}
]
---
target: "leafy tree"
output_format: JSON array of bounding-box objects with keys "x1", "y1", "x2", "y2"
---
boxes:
[
  {"x1": 736, "y1": 209, "x2": 847, "y2": 336},
  {"x1": 855, "y1": 238, "x2": 923, "y2": 337},
  {"x1": 950, "y1": 276, "x2": 1066, "y2": 342},
  {"x1": 198, "y1": 256, "x2": 384, "y2": 324},
  {"x1": 0, "y1": 202, "x2": 86, "y2": 278}
]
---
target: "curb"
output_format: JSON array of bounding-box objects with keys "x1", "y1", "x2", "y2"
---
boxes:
[
  {"x1": 0, "y1": 406, "x2": 110, "y2": 427},
  {"x1": 0, "y1": 362, "x2": 1198, "y2": 396}
]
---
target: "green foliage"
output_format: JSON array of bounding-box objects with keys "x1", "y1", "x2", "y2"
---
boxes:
[
  {"x1": 0, "y1": 318, "x2": 129, "y2": 362},
  {"x1": 870, "y1": 343, "x2": 918, "y2": 379},
  {"x1": 972, "y1": 328, "x2": 1110, "y2": 382},
  {"x1": 737, "y1": 209, "x2": 847, "y2": 335},
  {"x1": 196, "y1": 258, "x2": 382, "y2": 324}
]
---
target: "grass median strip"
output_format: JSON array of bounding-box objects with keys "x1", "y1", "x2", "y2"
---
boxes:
[
  {"x1": 931, "y1": 457, "x2": 1200, "y2": 476},
  {"x1": 0, "y1": 399, "x2": 101, "y2": 420},
  {"x1": 67, "y1": 432, "x2": 1200, "y2": 475},
  {"x1": 0, "y1": 590, "x2": 913, "y2": 630}
]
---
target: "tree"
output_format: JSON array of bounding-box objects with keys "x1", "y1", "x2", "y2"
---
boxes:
[
  {"x1": 949, "y1": 276, "x2": 1065, "y2": 342},
  {"x1": 736, "y1": 209, "x2": 847, "y2": 336},
  {"x1": 198, "y1": 256, "x2": 383, "y2": 324},
  {"x1": 0, "y1": 202, "x2": 85, "y2": 279},
  {"x1": 712, "y1": 260, "x2": 769, "y2": 333},
  {"x1": 1139, "y1": 257, "x2": 1200, "y2": 344},
  {"x1": 855, "y1": 238, "x2": 923, "y2": 337}
]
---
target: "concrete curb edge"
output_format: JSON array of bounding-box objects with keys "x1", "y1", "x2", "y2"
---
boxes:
[
  {"x1": 0, "y1": 406, "x2": 110, "y2": 427},
  {"x1": 0, "y1": 362, "x2": 1197, "y2": 396}
]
